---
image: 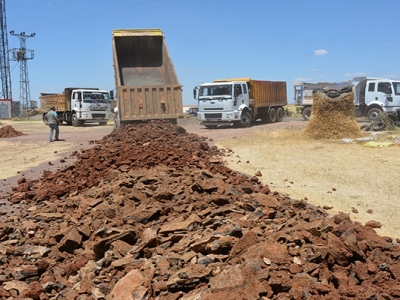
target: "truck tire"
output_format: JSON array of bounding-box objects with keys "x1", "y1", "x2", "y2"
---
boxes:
[
  {"x1": 239, "y1": 111, "x2": 252, "y2": 127},
  {"x1": 302, "y1": 107, "x2": 312, "y2": 121},
  {"x1": 267, "y1": 108, "x2": 277, "y2": 123},
  {"x1": 276, "y1": 107, "x2": 284, "y2": 122},
  {"x1": 371, "y1": 122, "x2": 385, "y2": 131},
  {"x1": 99, "y1": 121, "x2": 107, "y2": 126},
  {"x1": 71, "y1": 113, "x2": 82, "y2": 127},
  {"x1": 388, "y1": 114, "x2": 399, "y2": 127},
  {"x1": 367, "y1": 108, "x2": 382, "y2": 122}
]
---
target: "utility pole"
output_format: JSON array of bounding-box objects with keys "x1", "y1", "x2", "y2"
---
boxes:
[
  {"x1": 9, "y1": 30, "x2": 35, "y2": 117},
  {"x1": 0, "y1": 0, "x2": 12, "y2": 100}
]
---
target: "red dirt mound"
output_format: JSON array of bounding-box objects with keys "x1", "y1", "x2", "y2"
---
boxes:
[
  {"x1": 0, "y1": 124, "x2": 26, "y2": 138},
  {"x1": 1, "y1": 120, "x2": 399, "y2": 299}
]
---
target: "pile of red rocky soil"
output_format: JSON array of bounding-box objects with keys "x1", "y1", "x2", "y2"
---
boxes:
[
  {"x1": 1, "y1": 121, "x2": 400, "y2": 300},
  {"x1": 0, "y1": 125, "x2": 26, "y2": 138}
]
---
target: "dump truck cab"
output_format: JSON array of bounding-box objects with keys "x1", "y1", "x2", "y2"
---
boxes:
[
  {"x1": 195, "y1": 80, "x2": 250, "y2": 126},
  {"x1": 353, "y1": 77, "x2": 400, "y2": 121},
  {"x1": 194, "y1": 78, "x2": 287, "y2": 128}
]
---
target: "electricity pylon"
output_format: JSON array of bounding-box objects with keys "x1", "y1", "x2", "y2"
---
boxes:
[
  {"x1": 10, "y1": 30, "x2": 35, "y2": 117},
  {"x1": 0, "y1": 0, "x2": 12, "y2": 100}
]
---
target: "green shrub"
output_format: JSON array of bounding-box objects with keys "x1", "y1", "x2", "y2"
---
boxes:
[{"x1": 284, "y1": 106, "x2": 293, "y2": 117}]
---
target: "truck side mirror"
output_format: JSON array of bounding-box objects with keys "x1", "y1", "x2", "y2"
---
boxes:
[
  {"x1": 110, "y1": 90, "x2": 114, "y2": 100},
  {"x1": 193, "y1": 88, "x2": 196, "y2": 99}
]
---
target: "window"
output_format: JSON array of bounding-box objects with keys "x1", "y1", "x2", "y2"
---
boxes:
[
  {"x1": 242, "y1": 84, "x2": 248, "y2": 94},
  {"x1": 234, "y1": 84, "x2": 242, "y2": 97},
  {"x1": 377, "y1": 82, "x2": 392, "y2": 94},
  {"x1": 392, "y1": 82, "x2": 400, "y2": 95},
  {"x1": 368, "y1": 83, "x2": 375, "y2": 92}
]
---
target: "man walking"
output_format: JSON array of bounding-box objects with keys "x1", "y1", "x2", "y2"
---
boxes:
[{"x1": 44, "y1": 106, "x2": 62, "y2": 142}]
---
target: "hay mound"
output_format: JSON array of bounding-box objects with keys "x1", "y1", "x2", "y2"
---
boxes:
[
  {"x1": 0, "y1": 125, "x2": 26, "y2": 138},
  {"x1": 303, "y1": 90, "x2": 363, "y2": 139}
]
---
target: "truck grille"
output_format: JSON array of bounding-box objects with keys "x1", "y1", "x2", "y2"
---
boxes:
[
  {"x1": 91, "y1": 106, "x2": 107, "y2": 111},
  {"x1": 204, "y1": 113, "x2": 222, "y2": 119},
  {"x1": 92, "y1": 113, "x2": 106, "y2": 118}
]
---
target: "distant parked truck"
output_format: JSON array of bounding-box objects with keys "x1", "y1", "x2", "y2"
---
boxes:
[
  {"x1": 40, "y1": 87, "x2": 112, "y2": 127},
  {"x1": 112, "y1": 28, "x2": 183, "y2": 128},
  {"x1": 294, "y1": 77, "x2": 400, "y2": 121},
  {"x1": 294, "y1": 81, "x2": 351, "y2": 120},
  {"x1": 193, "y1": 78, "x2": 287, "y2": 128}
]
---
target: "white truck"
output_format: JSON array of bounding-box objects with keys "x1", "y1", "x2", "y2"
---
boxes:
[
  {"x1": 294, "y1": 77, "x2": 400, "y2": 122},
  {"x1": 193, "y1": 78, "x2": 287, "y2": 128},
  {"x1": 40, "y1": 88, "x2": 113, "y2": 127}
]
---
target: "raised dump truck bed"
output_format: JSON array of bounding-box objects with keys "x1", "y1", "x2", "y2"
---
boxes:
[{"x1": 112, "y1": 29, "x2": 183, "y2": 125}]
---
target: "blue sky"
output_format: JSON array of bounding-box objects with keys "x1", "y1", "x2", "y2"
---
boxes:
[{"x1": 5, "y1": 0, "x2": 400, "y2": 106}]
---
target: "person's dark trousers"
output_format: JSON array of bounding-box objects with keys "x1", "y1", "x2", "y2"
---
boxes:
[{"x1": 49, "y1": 124, "x2": 59, "y2": 141}]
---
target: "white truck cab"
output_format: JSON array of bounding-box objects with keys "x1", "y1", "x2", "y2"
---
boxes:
[
  {"x1": 194, "y1": 78, "x2": 287, "y2": 128},
  {"x1": 353, "y1": 77, "x2": 400, "y2": 121},
  {"x1": 195, "y1": 80, "x2": 250, "y2": 127}
]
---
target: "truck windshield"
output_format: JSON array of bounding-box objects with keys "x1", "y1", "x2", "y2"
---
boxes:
[
  {"x1": 83, "y1": 92, "x2": 110, "y2": 102},
  {"x1": 199, "y1": 85, "x2": 232, "y2": 97}
]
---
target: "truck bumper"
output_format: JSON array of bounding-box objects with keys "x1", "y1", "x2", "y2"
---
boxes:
[
  {"x1": 200, "y1": 121, "x2": 234, "y2": 127},
  {"x1": 198, "y1": 110, "x2": 240, "y2": 124}
]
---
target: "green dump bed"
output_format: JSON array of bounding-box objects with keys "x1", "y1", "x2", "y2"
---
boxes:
[{"x1": 112, "y1": 29, "x2": 183, "y2": 122}]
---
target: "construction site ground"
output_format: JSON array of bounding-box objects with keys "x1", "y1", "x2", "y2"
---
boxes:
[
  {"x1": 0, "y1": 115, "x2": 400, "y2": 299},
  {"x1": 0, "y1": 116, "x2": 397, "y2": 238}
]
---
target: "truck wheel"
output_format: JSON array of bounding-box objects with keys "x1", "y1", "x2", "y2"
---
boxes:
[
  {"x1": 267, "y1": 108, "x2": 277, "y2": 123},
  {"x1": 302, "y1": 107, "x2": 312, "y2": 121},
  {"x1": 276, "y1": 107, "x2": 284, "y2": 122},
  {"x1": 367, "y1": 108, "x2": 382, "y2": 122},
  {"x1": 71, "y1": 113, "x2": 81, "y2": 127},
  {"x1": 239, "y1": 111, "x2": 252, "y2": 127}
]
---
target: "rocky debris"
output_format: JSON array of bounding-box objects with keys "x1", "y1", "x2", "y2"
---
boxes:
[
  {"x1": 1, "y1": 120, "x2": 400, "y2": 299},
  {"x1": 0, "y1": 125, "x2": 26, "y2": 138}
]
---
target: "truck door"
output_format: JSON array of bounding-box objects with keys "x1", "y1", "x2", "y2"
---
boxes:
[
  {"x1": 364, "y1": 82, "x2": 376, "y2": 105},
  {"x1": 71, "y1": 91, "x2": 82, "y2": 110},
  {"x1": 294, "y1": 85, "x2": 303, "y2": 105},
  {"x1": 391, "y1": 81, "x2": 400, "y2": 107},
  {"x1": 365, "y1": 81, "x2": 393, "y2": 105},
  {"x1": 377, "y1": 82, "x2": 393, "y2": 106},
  {"x1": 234, "y1": 84, "x2": 246, "y2": 105}
]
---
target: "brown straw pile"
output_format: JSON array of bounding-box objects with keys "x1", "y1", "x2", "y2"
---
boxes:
[{"x1": 303, "y1": 90, "x2": 363, "y2": 139}]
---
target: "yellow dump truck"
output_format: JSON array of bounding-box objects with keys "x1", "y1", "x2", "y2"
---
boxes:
[
  {"x1": 40, "y1": 87, "x2": 112, "y2": 127},
  {"x1": 193, "y1": 78, "x2": 287, "y2": 128},
  {"x1": 112, "y1": 29, "x2": 183, "y2": 127}
]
